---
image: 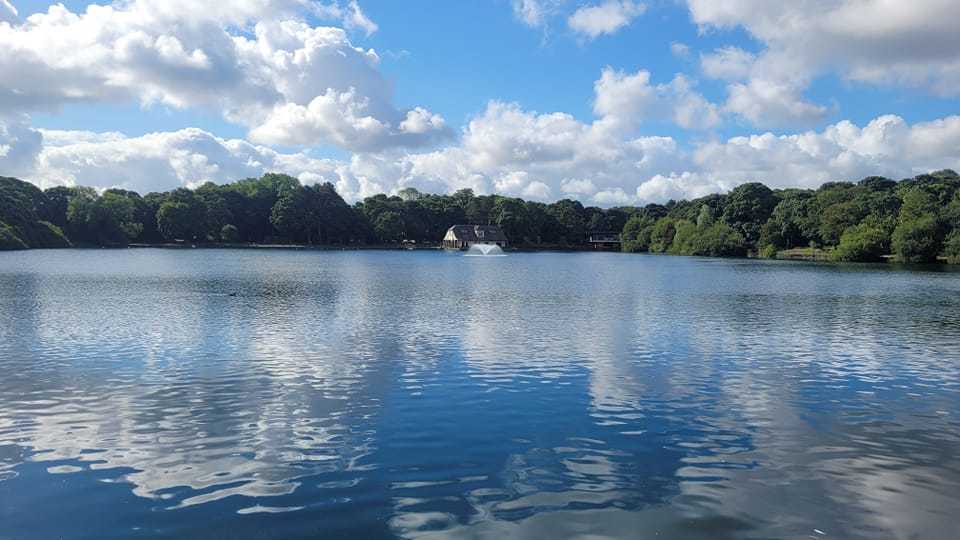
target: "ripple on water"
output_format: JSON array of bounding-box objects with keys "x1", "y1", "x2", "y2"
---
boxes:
[{"x1": 0, "y1": 250, "x2": 958, "y2": 540}]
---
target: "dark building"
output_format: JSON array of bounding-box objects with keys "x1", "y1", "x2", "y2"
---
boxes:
[
  {"x1": 587, "y1": 232, "x2": 622, "y2": 251},
  {"x1": 442, "y1": 225, "x2": 508, "y2": 250}
]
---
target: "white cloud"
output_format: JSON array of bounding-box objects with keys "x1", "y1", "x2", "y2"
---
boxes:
[
  {"x1": 700, "y1": 46, "x2": 755, "y2": 81},
  {"x1": 593, "y1": 68, "x2": 720, "y2": 132},
  {"x1": 636, "y1": 172, "x2": 729, "y2": 203},
  {"x1": 511, "y1": 0, "x2": 553, "y2": 29},
  {"x1": 7, "y1": 111, "x2": 960, "y2": 206},
  {"x1": 0, "y1": 114, "x2": 42, "y2": 177},
  {"x1": 687, "y1": 1, "x2": 960, "y2": 127},
  {"x1": 343, "y1": 0, "x2": 378, "y2": 36},
  {"x1": 249, "y1": 89, "x2": 448, "y2": 151},
  {"x1": 670, "y1": 41, "x2": 691, "y2": 59},
  {"x1": 593, "y1": 187, "x2": 633, "y2": 205},
  {"x1": 0, "y1": 1, "x2": 446, "y2": 152},
  {"x1": 724, "y1": 78, "x2": 828, "y2": 127},
  {"x1": 561, "y1": 178, "x2": 597, "y2": 195},
  {"x1": 568, "y1": 1, "x2": 645, "y2": 40}
]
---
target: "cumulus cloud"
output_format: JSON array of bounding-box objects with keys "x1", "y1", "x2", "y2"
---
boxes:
[
  {"x1": 593, "y1": 68, "x2": 720, "y2": 132},
  {"x1": 249, "y1": 89, "x2": 448, "y2": 151},
  {"x1": 7, "y1": 111, "x2": 960, "y2": 207},
  {"x1": 0, "y1": 114, "x2": 42, "y2": 177},
  {"x1": 0, "y1": 1, "x2": 446, "y2": 152},
  {"x1": 687, "y1": 1, "x2": 960, "y2": 127},
  {"x1": 700, "y1": 46, "x2": 755, "y2": 81},
  {"x1": 568, "y1": 1, "x2": 645, "y2": 40},
  {"x1": 6, "y1": 123, "x2": 353, "y2": 197}
]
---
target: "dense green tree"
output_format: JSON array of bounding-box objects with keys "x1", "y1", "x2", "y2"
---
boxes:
[
  {"x1": 2, "y1": 169, "x2": 958, "y2": 262},
  {"x1": 157, "y1": 189, "x2": 206, "y2": 241},
  {"x1": 722, "y1": 183, "x2": 777, "y2": 245},
  {"x1": 832, "y1": 222, "x2": 889, "y2": 262},
  {"x1": 944, "y1": 231, "x2": 960, "y2": 264},
  {"x1": 761, "y1": 192, "x2": 817, "y2": 249},
  {"x1": 270, "y1": 186, "x2": 314, "y2": 243},
  {"x1": 42, "y1": 186, "x2": 74, "y2": 228},
  {"x1": 491, "y1": 197, "x2": 528, "y2": 242},
  {"x1": 696, "y1": 204, "x2": 715, "y2": 228},
  {"x1": 668, "y1": 220, "x2": 699, "y2": 255},
  {"x1": 373, "y1": 211, "x2": 404, "y2": 243},
  {"x1": 0, "y1": 177, "x2": 71, "y2": 248},
  {"x1": 194, "y1": 183, "x2": 234, "y2": 241},
  {"x1": 649, "y1": 217, "x2": 677, "y2": 253},
  {"x1": 66, "y1": 189, "x2": 142, "y2": 246},
  {"x1": 465, "y1": 195, "x2": 496, "y2": 225},
  {"x1": 621, "y1": 215, "x2": 655, "y2": 252},
  {"x1": 547, "y1": 199, "x2": 587, "y2": 245},
  {"x1": 891, "y1": 214, "x2": 943, "y2": 263},
  {"x1": 688, "y1": 223, "x2": 746, "y2": 257},
  {"x1": 0, "y1": 222, "x2": 28, "y2": 250}
]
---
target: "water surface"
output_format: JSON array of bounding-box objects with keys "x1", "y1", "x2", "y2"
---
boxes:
[{"x1": 1, "y1": 249, "x2": 958, "y2": 539}]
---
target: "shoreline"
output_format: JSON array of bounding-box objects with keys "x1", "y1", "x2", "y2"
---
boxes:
[{"x1": 4, "y1": 243, "x2": 956, "y2": 266}]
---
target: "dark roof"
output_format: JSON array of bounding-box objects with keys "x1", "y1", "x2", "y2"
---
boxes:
[{"x1": 446, "y1": 224, "x2": 508, "y2": 242}]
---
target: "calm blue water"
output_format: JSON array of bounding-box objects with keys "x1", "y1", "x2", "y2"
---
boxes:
[{"x1": 1, "y1": 249, "x2": 959, "y2": 539}]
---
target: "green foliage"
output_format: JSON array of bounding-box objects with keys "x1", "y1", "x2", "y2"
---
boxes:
[
  {"x1": 621, "y1": 215, "x2": 654, "y2": 252},
  {"x1": 668, "y1": 220, "x2": 698, "y2": 255},
  {"x1": 373, "y1": 211, "x2": 404, "y2": 243},
  {"x1": 762, "y1": 192, "x2": 817, "y2": 249},
  {"x1": 832, "y1": 223, "x2": 889, "y2": 262},
  {"x1": 759, "y1": 244, "x2": 778, "y2": 259},
  {"x1": 897, "y1": 188, "x2": 939, "y2": 223},
  {"x1": 270, "y1": 187, "x2": 314, "y2": 243},
  {"x1": 891, "y1": 214, "x2": 943, "y2": 263},
  {"x1": 63, "y1": 189, "x2": 143, "y2": 246},
  {"x1": 649, "y1": 217, "x2": 677, "y2": 253},
  {"x1": 0, "y1": 176, "x2": 71, "y2": 248},
  {"x1": 1, "y1": 169, "x2": 957, "y2": 261},
  {"x1": 696, "y1": 204, "x2": 715, "y2": 228},
  {"x1": 668, "y1": 220, "x2": 746, "y2": 257},
  {"x1": 492, "y1": 197, "x2": 529, "y2": 243},
  {"x1": 721, "y1": 183, "x2": 777, "y2": 245},
  {"x1": 689, "y1": 223, "x2": 748, "y2": 257},
  {"x1": 0, "y1": 221, "x2": 28, "y2": 250},
  {"x1": 944, "y1": 231, "x2": 960, "y2": 264},
  {"x1": 157, "y1": 189, "x2": 207, "y2": 242},
  {"x1": 546, "y1": 199, "x2": 586, "y2": 245}
]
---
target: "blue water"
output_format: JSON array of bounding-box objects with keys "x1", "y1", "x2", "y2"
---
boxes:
[{"x1": 1, "y1": 249, "x2": 959, "y2": 539}]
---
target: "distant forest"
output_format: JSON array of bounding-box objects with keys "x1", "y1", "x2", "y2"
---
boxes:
[{"x1": 3, "y1": 169, "x2": 960, "y2": 263}]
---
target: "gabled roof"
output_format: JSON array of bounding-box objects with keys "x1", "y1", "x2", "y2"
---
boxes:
[{"x1": 445, "y1": 224, "x2": 508, "y2": 242}]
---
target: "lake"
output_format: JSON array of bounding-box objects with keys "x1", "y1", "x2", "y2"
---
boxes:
[{"x1": 1, "y1": 249, "x2": 959, "y2": 539}]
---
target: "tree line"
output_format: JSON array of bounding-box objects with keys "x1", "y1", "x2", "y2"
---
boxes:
[
  {"x1": 619, "y1": 169, "x2": 960, "y2": 263},
  {"x1": 2, "y1": 170, "x2": 960, "y2": 263}
]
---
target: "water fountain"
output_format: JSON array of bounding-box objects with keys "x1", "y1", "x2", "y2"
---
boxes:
[{"x1": 465, "y1": 244, "x2": 506, "y2": 256}]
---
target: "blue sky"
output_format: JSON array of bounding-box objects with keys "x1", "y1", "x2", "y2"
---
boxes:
[{"x1": 1, "y1": 0, "x2": 959, "y2": 203}]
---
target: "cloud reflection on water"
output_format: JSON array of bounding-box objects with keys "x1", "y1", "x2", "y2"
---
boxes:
[{"x1": 0, "y1": 251, "x2": 958, "y2": 539}]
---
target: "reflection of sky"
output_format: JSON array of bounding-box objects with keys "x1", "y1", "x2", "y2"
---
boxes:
[{"x1": 1, "y1": 251, "x2": 959, "y2": 539}]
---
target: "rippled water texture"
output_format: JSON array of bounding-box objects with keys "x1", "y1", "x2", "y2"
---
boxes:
[{"x1": 1, "y1": 250, "x2": 959, "y2": 539}]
